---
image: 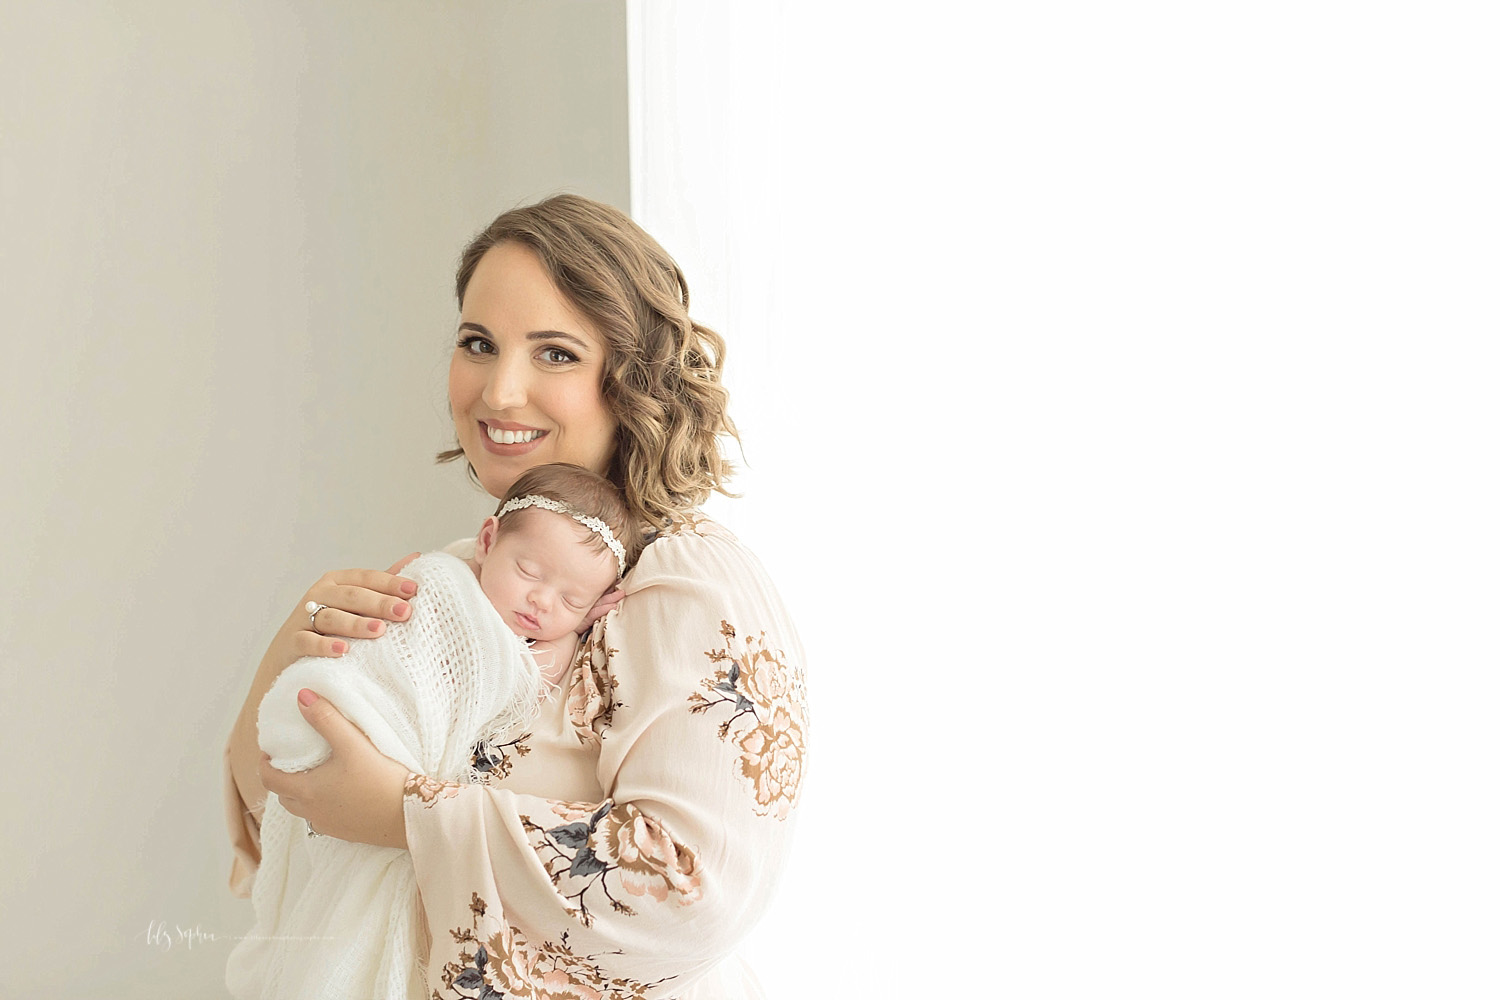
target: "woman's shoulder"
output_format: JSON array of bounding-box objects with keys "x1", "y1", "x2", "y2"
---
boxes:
[
  {"x1": 649, "y1": 509, "x2": 738, "y2": 548},
  {"x1": 596, "y1": 509, "x2": 806, "y2": 752},
  {"x1": 392, "y1": 550, "x2": 478, "y2": 592},
  {"x1": 619, "y1": 511, "x2": 799, "y2": 643},
  {"x1": 628, "y1": 511, "x2": 768, "y2": 585},
  {"x1": 440, "y1": 536, "x2": 477, "y2": 560}
]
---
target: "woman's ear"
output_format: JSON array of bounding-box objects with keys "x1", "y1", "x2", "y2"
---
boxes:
[{"x1": 475, "y1": 516, "x2": 501, "y2": 560}]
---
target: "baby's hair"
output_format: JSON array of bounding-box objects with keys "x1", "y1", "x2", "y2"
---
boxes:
[{"x1": 495, "y1": 463, "x2": 646, "y2": 571}]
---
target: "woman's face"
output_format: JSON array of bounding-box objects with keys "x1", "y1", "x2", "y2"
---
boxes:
[{"x1": 449, "y1": 242, "x2": 618, "y2": 499}]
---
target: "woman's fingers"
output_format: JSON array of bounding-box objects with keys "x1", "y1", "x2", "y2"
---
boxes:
[
  {"x1": 579, "y1": 587, "x2": 625, "y2": 633},
  {"x1": 292, "y1": 630, "x2": 350, "y2": 659},
  {"x1": 314, "y1": 572, "x2": 417, "y2": 611},
  {"x1": 296, "y1": 689, "x2": 360, "y2": 750},
  {"x1": 279, "y1": 566, "x2": 418, "y2": 662},
  {"x1": 257, "y1": 692, "x2": 348, "y2": 814},
  {"x1": 258, "y1": 752, "x2": 300, "y2": 805},
  {"x1": 385, "y1": 552, "x2": 420, "y2": 575},
  {"x1": 307, "y1": 604, "x2": 395, "y2": 641},
  {"x1": 257, "y1": 693, "x2": 410, "y2": 847},
  {"x1": 323, "y1": 566, "x2": 418, "y2": 596},
  {"x1": 304, "y1": 583, "x2": 412, "y2": 635}
]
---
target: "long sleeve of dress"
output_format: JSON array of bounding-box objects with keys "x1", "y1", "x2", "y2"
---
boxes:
[{"x1": 401, "y1": 517, "x2": 808, "y2": 999}]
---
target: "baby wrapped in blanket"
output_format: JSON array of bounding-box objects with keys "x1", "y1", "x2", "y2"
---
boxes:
[{"x1": 227, "y1": 464, "x2": 640, "y2": 1000}]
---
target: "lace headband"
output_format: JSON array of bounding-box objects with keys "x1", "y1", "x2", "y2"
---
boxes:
[{"x1": 496, "y1": 494, "x2": 628, "y2": 577}]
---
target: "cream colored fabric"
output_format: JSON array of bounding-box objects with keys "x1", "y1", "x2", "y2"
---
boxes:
[
  {"x1": 257, "y1": 553, "x2": 541, "y2": 777},
  {"x1": 227, "y1": 553, "x2": 541, "y2": 1000},
  {"x1": 225, "y1": 517, "x2": 807, "y2": 998}
]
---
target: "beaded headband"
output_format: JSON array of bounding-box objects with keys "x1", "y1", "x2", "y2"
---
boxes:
[{"x1": 496, "y1": 494, "x2": 628, "y2": 577}]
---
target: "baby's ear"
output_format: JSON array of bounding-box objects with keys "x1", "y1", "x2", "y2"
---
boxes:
[{"x1": 475, "y1": 516, "x2": 501, "y2": 559}]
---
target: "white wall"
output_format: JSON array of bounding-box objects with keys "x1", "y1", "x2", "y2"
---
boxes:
[
  {"x1": 3, "y1": 1, "x2": 1494, "y2": 994},
  {"x1": 629, "y1": 2, "x2": 1498, "y2": 996},
  {"x1": 0, "y1": 2, "x2": 628, "y2": 993}
]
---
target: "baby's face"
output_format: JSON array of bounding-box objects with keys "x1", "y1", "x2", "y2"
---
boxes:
[{"x1": 475, "y1": 509, "x2": 619, "y2": 642}]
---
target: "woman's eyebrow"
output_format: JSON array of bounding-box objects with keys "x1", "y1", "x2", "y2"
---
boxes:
[{"x1": 526, "y1": 329, "x2": 592, "y2": 351}]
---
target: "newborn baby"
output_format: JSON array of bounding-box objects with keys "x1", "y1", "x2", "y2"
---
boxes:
[{"x1": 227, "y1": 463, "x2": 641, "y2": 1000}]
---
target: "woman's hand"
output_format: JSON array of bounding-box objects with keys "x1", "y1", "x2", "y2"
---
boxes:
[
  {"x1": 228, "y1": 553, "x2": 421, "y2": 824},
  {"x1": 259, "y1": 689, "x2": 411, "y2": 849},
  {"x1": 278, "y1": 553, "x2": 423, "y2": 667},
  {"x1": 578, "y1": 586, "x2": 624, "y2": 634}
]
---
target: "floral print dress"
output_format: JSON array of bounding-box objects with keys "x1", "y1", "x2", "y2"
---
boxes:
[{"x1": 225, "y1": 516, "x2": 808, "y2": 999}]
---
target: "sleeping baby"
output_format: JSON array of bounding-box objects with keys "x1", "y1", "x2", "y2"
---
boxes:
[{"x1": 227, "y1": 462, "x2": 642, "y2": 1000}]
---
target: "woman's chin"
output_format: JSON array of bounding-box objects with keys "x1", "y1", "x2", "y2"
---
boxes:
[
  {"x1": 475, "y1": 468, "x2": 516, "y2": 500},
  {"x1": 470, "y1": 454, "x2": 538, "y2": 500}
]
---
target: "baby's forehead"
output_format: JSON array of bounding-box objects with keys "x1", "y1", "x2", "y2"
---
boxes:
[
  {"x1": 500, "y1": 511, "x2": 618, "y2": 587},
  {"x1": 550, "y1": 557, "x2": 618, "y2": 602},
  {"x1": 499, "y1": 508, "x2": 597, "y2": 550}
]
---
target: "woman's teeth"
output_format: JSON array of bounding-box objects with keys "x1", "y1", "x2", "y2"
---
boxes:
[{"x1": 488, "y1": 427, "x2": 543, "y2": 444}]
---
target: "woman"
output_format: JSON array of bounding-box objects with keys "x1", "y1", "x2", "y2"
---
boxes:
[{"x1": 225, "y1": 194, "x2": 807, "y2": 999}]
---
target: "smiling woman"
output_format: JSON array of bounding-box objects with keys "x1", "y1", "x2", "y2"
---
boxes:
[{"x1": 225, "y1": 194, "x2": 804, "y2": 999}]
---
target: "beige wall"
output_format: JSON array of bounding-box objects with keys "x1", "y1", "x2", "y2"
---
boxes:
[{"x1": 0, "y1": 2, "x2": 627, "y2": 992}]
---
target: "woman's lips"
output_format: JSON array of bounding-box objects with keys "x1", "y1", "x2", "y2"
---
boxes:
[{"x1": 477, "y1": 422, "x2": 547, "y2": 456}]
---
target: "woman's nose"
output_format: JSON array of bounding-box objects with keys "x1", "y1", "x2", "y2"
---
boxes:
[{"x1": 482, "y1": 355, "x2": 528, "y2": 411}]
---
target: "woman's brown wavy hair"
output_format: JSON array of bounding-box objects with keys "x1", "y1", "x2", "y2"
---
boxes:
[{"x1": 438, "y1": 194, "x2": 739, "y2": 531}]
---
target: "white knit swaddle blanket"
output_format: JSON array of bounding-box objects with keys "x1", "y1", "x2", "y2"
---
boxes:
[{"x1": 226, "y1": 552, "x2": 542, "y2": 1000}]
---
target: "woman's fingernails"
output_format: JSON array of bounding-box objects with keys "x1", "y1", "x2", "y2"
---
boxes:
[
  {"x1": 393, "y1": 602, "x2": 410, "y2": 619},
  {"x1": 368, "y1": 620, "x2": 383, "y2": 633},
  {"x1": 298, "y1": 689, "x2": 318, "y2": 706},
  {"x1": 400, "y1": 581, "x2": 417, "y2": 596},
  {"x1": 332, "y1": 641, "x2": 348, "y2": 654}
]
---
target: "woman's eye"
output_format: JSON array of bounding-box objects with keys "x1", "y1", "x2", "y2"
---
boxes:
[
  {"x1": 458, "y1": 335, "x2": 494, "y2": 355},
  {"x1": 539, "y1": 346, "x2": 577, "y2": 364}
]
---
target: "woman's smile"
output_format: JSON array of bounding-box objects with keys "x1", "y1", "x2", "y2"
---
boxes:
[
  {"x1": 484, "y1": 422, "x2": 545, "y2": 446},
  {"x1": 478, "y1": 420, "x2": 548, "y2": 455}
]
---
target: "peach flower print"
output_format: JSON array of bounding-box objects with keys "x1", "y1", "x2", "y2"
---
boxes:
[
  {"x1": 689, "y1": 621, "x2": 808, "y2": 821},
  {"x1": 734, "y1": 704, "x2": 807, "y2": 821},
  {"x1": 598, "y1": 804, "x2": 703, "y2": 904},
  {"x1": 564, "y1": 627, "x2": 621, "y2": 746},
  {"x1": 520, "y1": 799, "x2": 702, "y2": 925},
  {"x1": 403, "y1": 772, "x2": 462, "y2": 808},
  {"x1": 438, "y1": 893, "x2": 673, "y2": 999}
]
